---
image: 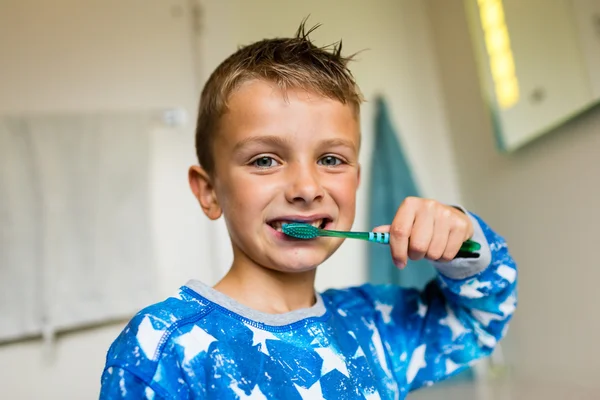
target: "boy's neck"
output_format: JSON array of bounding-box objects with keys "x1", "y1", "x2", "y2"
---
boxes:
[{"x1": 213, "y1": 259, "x2": 318, "y2": 314}]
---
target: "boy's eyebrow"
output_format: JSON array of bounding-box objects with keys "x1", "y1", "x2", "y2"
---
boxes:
[
  {"x1": 319, "y1": 138, "x2": 357, "y2": 152},
  {"x1": 232, "y1": 136, "x2": 358, "y2": 153},
  {"x1": 232, "y1": 135, "x2": 290, "y2": 152}
]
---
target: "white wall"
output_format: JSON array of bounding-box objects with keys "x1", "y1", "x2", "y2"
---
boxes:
[
  {"x1": 427, "y1": 0, "x2": 600, "y2": 392},
  {"x1": 0, "y1": 0, "x2": 460, "y2": 398},
  {"x1": 571, "y1": 0, "x2": 600, "y2": 100}
]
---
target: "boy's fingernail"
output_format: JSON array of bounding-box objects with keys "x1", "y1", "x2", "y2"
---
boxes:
[{"x1": 395, "y1": 261, "x2": 406, "y2": 269}]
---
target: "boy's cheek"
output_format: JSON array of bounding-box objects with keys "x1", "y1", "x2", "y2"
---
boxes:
[
  {"x1": 332, "y1": 185, "x2": 359, "y2": 208},
  {"x1": 325, "y1": 172, "x2": 359, "y2": 190}
]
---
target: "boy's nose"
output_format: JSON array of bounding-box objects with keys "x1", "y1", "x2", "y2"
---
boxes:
[{"x1": 284, "y1": 164, "x2": 324, "y2": 205}]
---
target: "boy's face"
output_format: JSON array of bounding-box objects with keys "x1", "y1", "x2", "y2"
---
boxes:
[{"x1": 190, "y1": 80, "x2": 360, "y2": 274}]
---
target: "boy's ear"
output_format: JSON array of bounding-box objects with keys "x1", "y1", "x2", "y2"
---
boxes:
[
  {"x1": 188, "y1": 165, "x2": 222, "y2": 220},
  {"x1": 357, "y1": 163, "x2": 361, "y2": 188}
]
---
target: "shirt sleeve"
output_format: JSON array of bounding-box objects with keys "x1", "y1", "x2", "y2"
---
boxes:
[
  {"x1": 364, "y1": 211, "x2": 517, "y2": 391},
  {"x1": 100, "y1": 366, "x2": 163, "y2": 400}
]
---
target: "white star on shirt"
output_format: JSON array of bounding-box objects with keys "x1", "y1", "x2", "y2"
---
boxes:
[
  {"x1": 294, "y1": 380, "x2": 324, "y2": 399},
  {"x1": 475, "y1": 327, "x2": 497, "y2": 348},
  {"x1": 363, "y1": 388, "x2": 382, "y2": 400},
  {"x1": 136, "y1": 316, "x2": 165, "y2": 361},
  {"x1": 499, "y1": 294, "x2": 517, "y2": 317},
  {"x1": 445, "y1": 358, "x2": 460, "y2": 374},
  {"x1": 152, "y1": 362, "x2": 165, "y2": 382},
  {"x1": 459, "y1": 279, "x2": 492, "y2": 299},
  {"x1": 353, "y1": 345, "x2": 366, "y2": 359},
  {"x1": 315, "y1": 347, "x2": 349, "y2": 377},
  {"x1": 245, "y1": 324, "x2": 279, "y2": 355},
  {"x1": 471, "y1": 309, "x2": 504, "y2": 327},
  {"x1": 417, "y1": 301, "x2": 428, "y2": 318},
  {"x1": 368, "y1": 324, "x2": 391, "y2": 375},
  {"x1": 496, "y1": 264, "x2": 517, "y2": 283},
  {"x1": 472, "y1": 294, "x2": 515, "y2": 327},
  {"x1": 406, "y1": 344, "x2": 427, "y2": 384},
  {"x1": 439, "y1": 307, "x2": 468, "y2": 341},
  {"x1": 375, "y1": 302, "x2": 393, "y2": 324},
  {"x1": 231, "y1": 383, "x2": 268, "y2": 399},
  {"x1": 144, "y1": 387, "x2": 155, "y2": 399},
  {"x1": 175, "y1": 326, "x2": 217, "y2": 364}
]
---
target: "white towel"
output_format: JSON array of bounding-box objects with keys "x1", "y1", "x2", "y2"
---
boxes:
[{"x1": 0, "y1": 112, "x2": 157, "y2": 343}]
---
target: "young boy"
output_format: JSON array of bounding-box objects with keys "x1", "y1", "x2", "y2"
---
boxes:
[{"x1": 100, "y1": 23, "x2": 517, "y2": 399}]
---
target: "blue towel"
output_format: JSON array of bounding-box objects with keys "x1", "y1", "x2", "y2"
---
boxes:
[{"x1": 367, "y1": 96, "x2": 437, "y2": 289}]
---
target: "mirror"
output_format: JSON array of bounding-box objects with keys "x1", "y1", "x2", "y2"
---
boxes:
[{"x1": 465, "y1": 0, "x2": 600, "y2": 151}]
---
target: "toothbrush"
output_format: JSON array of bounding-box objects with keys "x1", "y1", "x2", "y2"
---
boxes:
[{"x1": 281, "y1": 223, "x2": 481, "y2": 258}]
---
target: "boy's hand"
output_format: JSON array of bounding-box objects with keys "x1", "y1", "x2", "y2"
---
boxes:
[{"x1": 373, "y1": 197, "x2": 474, "y2": 269}]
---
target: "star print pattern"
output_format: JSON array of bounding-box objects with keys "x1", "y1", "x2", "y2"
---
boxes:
[
  {"x1": 375, "y1": 302, "x2": 393, "y2": 324},
  {"x1": 315, "y1": 347, "x2": 350, "y2": 377},
  {"x1": 294, "y1": 380, "x2": 324, "y2": 398},
  {"x1": 439, "y1": 306, "x2": 468, "y2": 341},
  {"x1": 174, "y1": 326, "x2": 216, "y2": 364},
  {"x1": 406, "y1": 344, "x2": 427, "y2": 385},
  {"x1": 245, "y1": 323, "x2": 280, "y2": 355},
  {"x1": 136, "y1": 316, "x2": 166, "y2": 361},
  {"x1": 231, "y1": 382, "x2": 269, "y2": 399},
  {"x1": 100, "y1": 213, "x2": 517, "y2": 399}
]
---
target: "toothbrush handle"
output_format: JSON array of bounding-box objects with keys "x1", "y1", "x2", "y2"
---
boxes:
[
  {"x1": 460, "y1": 239, "x2": 481, "y2": 253},
  {"x1": 321, "y1": 229, "x2": 480, "y2": 257},
  {"x1": 366, "y1": 232, "x2": 480, "y2": 256},
  {"x1": 367, "y1": 231, "x2": 390, "y2": 244}
]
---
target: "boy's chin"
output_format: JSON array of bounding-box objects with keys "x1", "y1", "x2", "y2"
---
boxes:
[
  {"x1": 269, "y1": 264, "x2": 319, "y2": 274},
  {"x1": 266, "y1": 252, "x2": 329, "y2": 274}
]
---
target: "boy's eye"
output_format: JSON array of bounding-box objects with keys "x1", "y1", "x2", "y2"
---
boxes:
[
  {"x1": 318, "y1": 156, "x2": 342, "y2": 167},
  {"x1": 252, "y1": 156, "x2": 279, "y2": 168}
]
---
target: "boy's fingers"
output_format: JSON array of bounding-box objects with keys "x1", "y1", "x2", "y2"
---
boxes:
[
  {"x1": 440, "y1": 228, "x2": 464, "y2": 262},
  {"x1": 371, "y1": 225, "x2": 390, "y2": 233},
  {"x1": 389, "y1": 202, "x2": 417, "y2": 268},
  {"x1": 407, "y1": 210, "x2": 434, "y2": 261},
  {"x1": 426, "y1": 217, "x2": 450, "y2": 261}
]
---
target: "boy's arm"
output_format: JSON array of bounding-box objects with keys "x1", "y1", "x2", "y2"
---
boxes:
[
  {"x1": 366, "y1": 210, "x2": 517, "y2": 390},
  {"x1": 421, "y1": 211, "x2": 517, "y2": 381}
]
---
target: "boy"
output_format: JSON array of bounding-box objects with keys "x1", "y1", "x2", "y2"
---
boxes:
[{"x1": 100, "y1": 23, "x2": 517, "y2": 399}]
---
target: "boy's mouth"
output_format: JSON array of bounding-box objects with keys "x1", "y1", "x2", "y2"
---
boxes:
[{"x1": 267, "y1": 217, "x2": 331, "y2": 232}]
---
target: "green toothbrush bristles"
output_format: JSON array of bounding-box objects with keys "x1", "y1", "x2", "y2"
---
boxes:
[{"x1": 281, "y1": 223, "x2": 319, "y2": 239}]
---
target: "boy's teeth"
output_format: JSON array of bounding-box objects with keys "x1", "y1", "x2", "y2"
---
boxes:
[
  {"x1": 311, "y1": 219, "x2": 323, "y2": 228},
  {"x1": 270, "y1": 219, "x2": 324, "y2": 232}
]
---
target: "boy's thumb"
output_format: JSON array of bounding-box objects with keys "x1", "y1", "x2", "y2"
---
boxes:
[{"x1": 371, "y1": 225, "x2": 390, "y2": 233}]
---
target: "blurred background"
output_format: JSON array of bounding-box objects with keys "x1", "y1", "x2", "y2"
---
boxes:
[{"x1": 0, "y1": 0, "x2": 599, "y2": 398}]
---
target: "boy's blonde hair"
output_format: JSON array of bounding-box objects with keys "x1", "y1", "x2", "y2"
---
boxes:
[{"x1": 194, "y1": 20, "x2": 364, "y2": 175}]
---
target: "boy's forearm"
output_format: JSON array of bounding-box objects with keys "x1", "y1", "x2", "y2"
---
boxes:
[
  {"x1": 431, "y1": 211, "x2": 517, "y2": 350},
  {"x1": 404, "y1": 212, "x2": 516, "y2": 391}
]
